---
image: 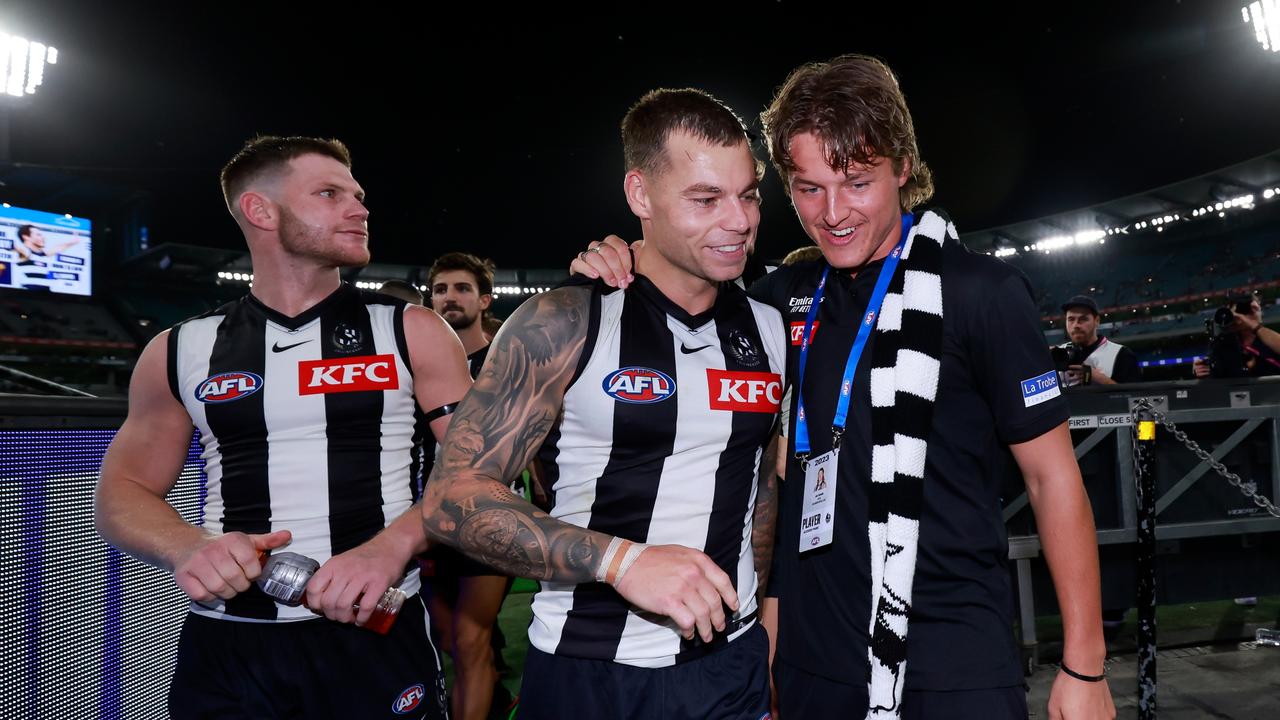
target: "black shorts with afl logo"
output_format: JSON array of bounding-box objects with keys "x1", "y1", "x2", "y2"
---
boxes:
[
  {"x1": 517, "y1": 622, "x2": 771, "y2": 720},
  {"x1": 168, "y1": 593, "x2": 447, "y2": 720}
]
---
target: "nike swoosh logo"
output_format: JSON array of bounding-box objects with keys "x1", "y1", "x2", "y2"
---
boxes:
[
  {"x1": 680, "y1": 344, "x2": 712, "y2": 354},
  {"x1": 271, "y1": 339, "x2": 313, "y2": 353}
]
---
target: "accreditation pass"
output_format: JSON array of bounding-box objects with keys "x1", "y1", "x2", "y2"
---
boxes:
[{"x1": 799, "y1": 449, "x2": 838, "y2": 552}]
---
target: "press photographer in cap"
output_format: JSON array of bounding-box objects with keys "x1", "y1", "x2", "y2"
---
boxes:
[{"x1": 1054, "y1": 295, "x2": 1142, "y2": 387}]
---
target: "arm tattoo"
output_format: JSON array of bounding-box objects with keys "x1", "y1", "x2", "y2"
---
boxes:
[
  {"x1": 422, "y1": 287, "x2": 608, "y2": 583},
  {"x1": 752, "y1": 433, "x2": 781, "y2": 599}
]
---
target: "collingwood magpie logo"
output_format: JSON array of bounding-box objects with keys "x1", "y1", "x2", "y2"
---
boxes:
[
  {"x1": 727, "y1": 330, "x2": 762, "y2": 367},
  {"x1": 332, "y1": 322, "x2": 364, "y2": 354}
]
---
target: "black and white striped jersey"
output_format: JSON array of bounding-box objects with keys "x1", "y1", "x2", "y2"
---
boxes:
[
  {"x1": 167, "y1": 283, "x2": 420, "y2": 622},
  {"x1": 16, "y1": 251, "x2": 55, "y2": 289},
  {"x1": 531, "y1": 275, "x2": 787, "y2": 667}
]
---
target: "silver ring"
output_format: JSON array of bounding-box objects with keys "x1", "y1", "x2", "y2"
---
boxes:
[{"x1": 588, "y1": 246, "x2": 602, "y2": 254}]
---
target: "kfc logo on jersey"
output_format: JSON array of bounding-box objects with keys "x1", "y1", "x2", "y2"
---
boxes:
[
  {"x1": 391, "y1": 683, "x2": 425, "y2": 715},
  {"x1": 707, "y1": 370, "x2": 783, "y2": 413},
  {"x1": 789, "y1": 321, "x2": 819, "y2": 346},
  {"x1": 195, "y1": 372, "x2": 263, "y2": 403},
  {"x1": 298, "y1": 354, "x2": 399, "y2": 395},
  {"x1": 603, "y1": 367, "x2": 676, "y2": 404}
]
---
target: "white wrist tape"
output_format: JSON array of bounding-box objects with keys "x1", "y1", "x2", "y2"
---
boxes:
[
  {"x1": 613, "y1": 542, "x2": 648, "y2": 585},
  {"x1": 595, "y1": 536, "x2": 626, "y2": 583}
]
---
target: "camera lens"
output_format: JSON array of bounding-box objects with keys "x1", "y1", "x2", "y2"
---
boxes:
[{"x1": 1213, "y1": 306, "x2": 1234, "y2": 326}]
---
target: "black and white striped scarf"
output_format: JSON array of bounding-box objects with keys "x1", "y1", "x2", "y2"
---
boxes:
[{"x1": 865, "y1": 209, "x2": 955, "y2": 718}]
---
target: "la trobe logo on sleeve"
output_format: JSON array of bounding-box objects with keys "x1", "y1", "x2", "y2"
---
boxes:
[{"x1": 1020, "y1": 370, "x2": 1061, "y2": 408}]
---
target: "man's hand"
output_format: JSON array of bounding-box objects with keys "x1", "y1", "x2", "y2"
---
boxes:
[
  {"x1": 1193, "y1": 358, "x2": 1211, "y2": 378},
  {"x1": 1088, "y1": 367, "x2": 1114, "y2": 385},
  {"x1": 173, "y1": 530, "x2": 292, "y2": 603},
  {"x1": 568, "y1": 235, "x2": 639, "y2": 288},
  {"x1": 1065, "y1": 365, "x2": 1088, "y2": 386},
  {"x1": 306, "y1": 532, "x2": 411, "y2": 626},
  {"x1": 1231, "y1": 299, "x2": 1264, "y2": 333},
  {"x1": 611, "y1": 544, "x2": 739, "y2": 643},
  {"x1": 1046, "y1": 671, "x2": 1116, "y2": 720}
]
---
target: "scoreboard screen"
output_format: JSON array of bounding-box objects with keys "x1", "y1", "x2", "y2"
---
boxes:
[{"x1": 0, "y1": 205, "x2": 93, "y2": 296}]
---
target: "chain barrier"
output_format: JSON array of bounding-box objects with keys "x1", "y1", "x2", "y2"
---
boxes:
[{"x1": 1129, "y1": 398, "x2": 1280, "y2": 518}]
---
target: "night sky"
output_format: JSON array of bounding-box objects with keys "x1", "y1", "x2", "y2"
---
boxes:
[{"x1": 3, "y1": 1, "x2": 1278, "y2": 269}]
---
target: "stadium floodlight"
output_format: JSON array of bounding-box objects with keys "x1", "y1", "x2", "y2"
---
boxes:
[
  {"x1": 0, "y1": 32, "x2": 59, "y2": 98},
  {"x1": 1245, "y1": 1, "x2": 1280, "y2": 52}
]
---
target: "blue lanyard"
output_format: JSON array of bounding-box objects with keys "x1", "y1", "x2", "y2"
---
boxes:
[{"x1": 794, "y1": 213, "x2": 913, "y2": 458}]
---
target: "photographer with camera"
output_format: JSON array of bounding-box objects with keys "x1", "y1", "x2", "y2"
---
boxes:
[
  {"x1": 1194, "y1": 293, "x2": 1280, "y2": 378},
  {"x1": 1055, "y1": 295, "x2": 1142, "y2": 386}
]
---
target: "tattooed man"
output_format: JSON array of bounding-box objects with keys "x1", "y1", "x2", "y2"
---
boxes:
[{"x1": 421, "y1": 89, "x2": 786, "y2": 719}]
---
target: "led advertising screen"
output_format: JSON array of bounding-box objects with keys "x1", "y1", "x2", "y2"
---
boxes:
[
  {"x1": 0, "y1": 428, "x2": 205, "y2": 720},
  {"x1": 0, "y1": 205, "x2": 93, "y2": 296}
]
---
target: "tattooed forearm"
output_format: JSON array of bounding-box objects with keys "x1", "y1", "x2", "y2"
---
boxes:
[
  {"x1": 438, "y1": 482, "x2": 604, "y2": 581},
  {"x1": 752, "y1": 433, "x2": 781, "y2": 599},
  {"x1": 422, "y1": 286, "x2": 610, "y2": 584}
]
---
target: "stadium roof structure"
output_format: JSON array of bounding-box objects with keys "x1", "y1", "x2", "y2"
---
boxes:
[
  {"x1": 115, "y1": 243, "x2": 246, "y2": 284},
  {"x1": 963, "y1": 149, "x2": 1280, "y2": 256}
]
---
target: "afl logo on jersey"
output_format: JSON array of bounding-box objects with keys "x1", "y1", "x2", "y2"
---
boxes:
[
  {"x1": 195, "y1": 372, "x2": 264, "y2": 403},
  {"x1": 391, "y1": 683, "x2": 425, "y2": 715},
  {"x1": 602, "y1": 367, "x2": 676, "y2": 404}
]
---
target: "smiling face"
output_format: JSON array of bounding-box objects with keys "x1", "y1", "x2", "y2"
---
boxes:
[
  {"x1": 628, "y1": 130, "x2": 762, "y2": 286},
  {"x1": 272, "y1": 153, "x2": 370, "y2": 268},
  {"x1": 19, "y1": 226, "x2": 46, "y2": 253},
  {"x1": 786, "y1": 131, "x2": 909, "y2": 270}
]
